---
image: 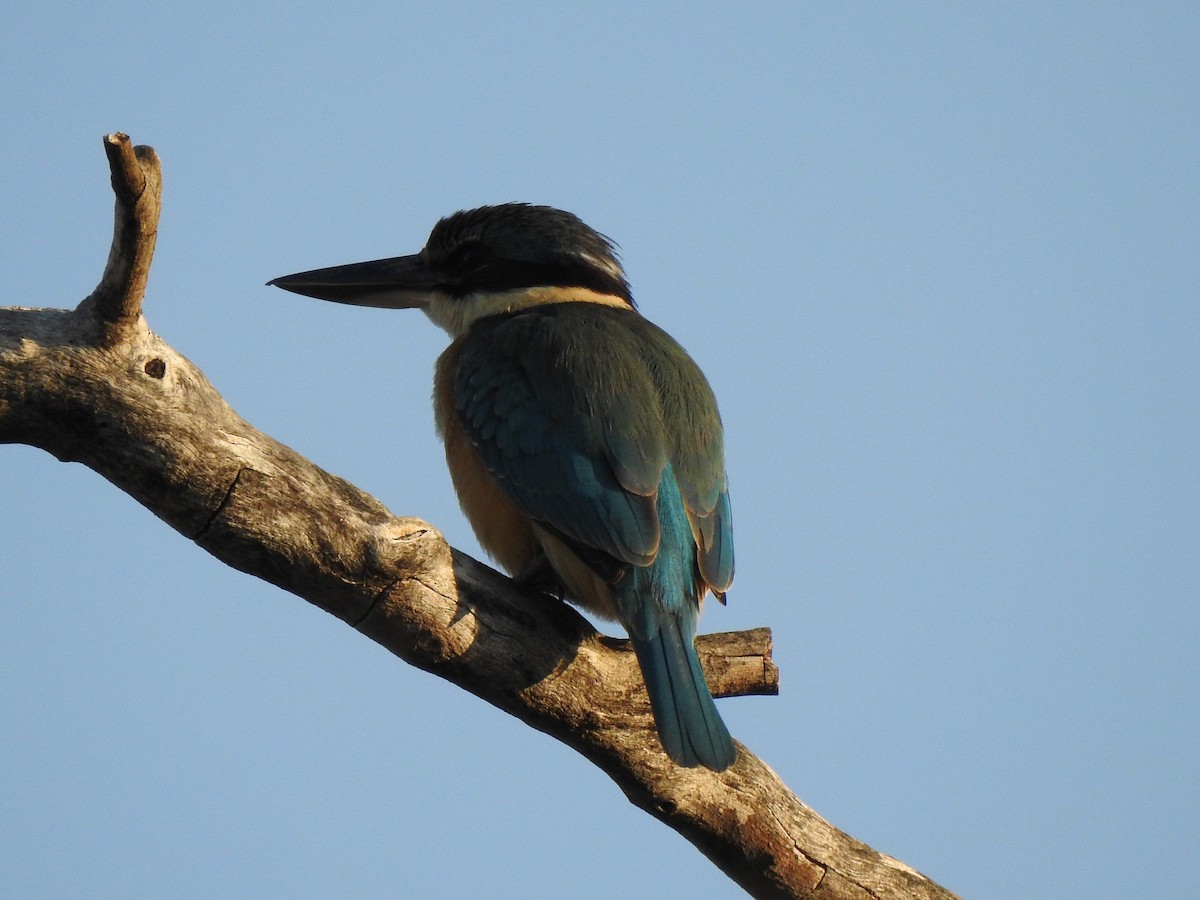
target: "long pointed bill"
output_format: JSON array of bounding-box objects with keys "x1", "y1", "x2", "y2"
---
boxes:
[{"x1": 268, "y1": 254, "x2": 438, "y2": 309}]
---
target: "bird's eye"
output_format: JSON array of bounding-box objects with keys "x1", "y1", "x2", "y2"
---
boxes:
[{"x1": 451, "y1": 241, "x2": 490, "y2": 272}]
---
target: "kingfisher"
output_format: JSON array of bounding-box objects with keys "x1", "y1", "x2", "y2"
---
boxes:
[{"x1": 269, "y1": 204, "x2": 737, "y2": 770}]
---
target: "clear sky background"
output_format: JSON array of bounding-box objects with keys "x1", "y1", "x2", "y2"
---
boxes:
[{"x1": 2, "y1": 4, "x2": 1196, "y2": 898}]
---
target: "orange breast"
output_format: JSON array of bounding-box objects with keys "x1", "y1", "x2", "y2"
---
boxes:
[{"x1": 434, "y1": 341, "x2": 540, "y2": 576}]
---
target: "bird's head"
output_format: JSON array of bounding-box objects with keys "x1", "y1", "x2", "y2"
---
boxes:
[{"x1": 269, "y1": 203, "x2": 633, "y2": 336}]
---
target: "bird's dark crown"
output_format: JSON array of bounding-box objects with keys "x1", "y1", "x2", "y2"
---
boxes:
[{"x1": 421, "y1": 203, "x2": 633, "y2": 305}]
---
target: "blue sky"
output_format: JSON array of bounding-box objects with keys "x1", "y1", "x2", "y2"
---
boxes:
[{"x1": 2, "y1": 3, "x2": 1196, "y2": 898}]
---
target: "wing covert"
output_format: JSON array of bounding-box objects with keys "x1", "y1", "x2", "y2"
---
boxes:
[
  {"x1": 454, "y1": 302, "x2": 733, "y2": 594},
  {"x1": 454, "y1": 305, "x2": 668, "y2": 567}
]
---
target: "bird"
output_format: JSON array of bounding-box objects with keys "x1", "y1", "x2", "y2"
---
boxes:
[{"x1": 269, "y1": 203, "x2": 737, "y2": 770}]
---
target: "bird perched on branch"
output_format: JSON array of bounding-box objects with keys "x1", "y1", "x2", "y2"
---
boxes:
[{"x1": 270, "y1": 204, "x2": 736, "y2": 770}]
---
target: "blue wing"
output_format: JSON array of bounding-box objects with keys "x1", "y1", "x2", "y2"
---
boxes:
[{"x1": 454, "y1": 302, "x2": 732, "y2": 593}]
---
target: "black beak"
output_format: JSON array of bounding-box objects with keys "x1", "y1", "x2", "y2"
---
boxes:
[{"x1": 268, "y1": 254, "x2": 439, "y2": 309}]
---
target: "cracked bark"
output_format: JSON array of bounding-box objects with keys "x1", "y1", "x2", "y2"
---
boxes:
[{"x1": 0, "y1": 133, "x2": 961, "y2": 900}]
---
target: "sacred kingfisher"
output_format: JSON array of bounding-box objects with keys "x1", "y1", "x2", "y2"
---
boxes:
[{"x1": 270, "y1": 204, "x2": 737, "y2": 770}]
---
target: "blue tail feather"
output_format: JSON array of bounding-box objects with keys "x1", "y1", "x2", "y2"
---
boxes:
[
  {"x1": 615, "y1": 466, "x2": 736, "y2": 770},
  {"x1": 631, "y1": 617, "x2": 736, "y2": 770}
]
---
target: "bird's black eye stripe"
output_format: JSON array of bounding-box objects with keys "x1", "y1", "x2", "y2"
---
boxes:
[{"x1": 437, "y1": 257, "x2": 629, "y2": 300}]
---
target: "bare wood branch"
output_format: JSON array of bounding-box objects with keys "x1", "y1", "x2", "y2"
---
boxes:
[
  {"x1": 76, "y1": 133, "x2": 161, "y2": 342},
  {"x1": 0, "y1": 134, "x2": 960, "y2": 900}
]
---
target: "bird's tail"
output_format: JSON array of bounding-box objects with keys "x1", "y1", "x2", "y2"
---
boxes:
[{"x1": 631, "y1": 617, "x2": 736, "y2": 771}]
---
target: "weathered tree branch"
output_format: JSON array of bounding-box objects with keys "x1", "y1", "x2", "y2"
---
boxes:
[
  {"x1": 0, "y1": 134, "x2": 960, "y2": 900},
  {"x1": 77, "y1": 134, "x2": 162, "y2": 342}
]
